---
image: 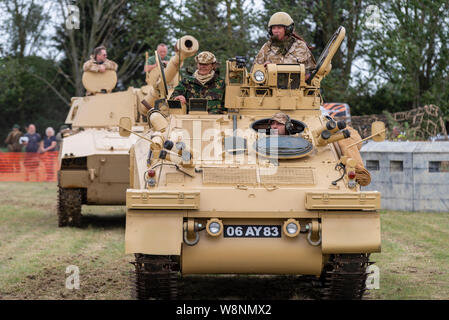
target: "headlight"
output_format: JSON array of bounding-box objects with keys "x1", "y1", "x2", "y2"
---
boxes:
[
  {"x1": 286, "y1": 223, "x2": 298, "y2": 235},
  {"x1": 254, "y1": 70, "x2": 265, "y2": 82},
  {"x1": 209, "y1": 222, "x2": 220, "y2": 234},
  {"x1": 206, "y1": 219, "x2": 223, "y2": 237},
  {"x1": 283, "y1": 219, "x2": 300, "y2": 237}
]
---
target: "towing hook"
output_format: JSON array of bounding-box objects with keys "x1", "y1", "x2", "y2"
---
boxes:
[
  {"x1": 307, "y1": 230, "x2": 322, "y2": 246},
  {"x1": 183, "y1": 220, "x2": 203, "y2": 246},
  {"x1": 183, "y1": 229, "x2": 200, "y2": 246},
  {"x1": 307, "y1": 221, "x2": 322, "y2": 246}
]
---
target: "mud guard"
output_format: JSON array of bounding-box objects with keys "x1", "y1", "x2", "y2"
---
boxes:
[
  {"x1": 321, "y1": 212, "x2": 381, "y2": 254},
  {"x1": 125, "y1": 210, "x2": 183, "y2": 255}
]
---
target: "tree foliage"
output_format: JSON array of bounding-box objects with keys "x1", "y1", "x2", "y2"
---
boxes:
[
  {"x1": 1, "y1": 0, "x2": 449, "y2": 146},
  {"x1": 0, "y1": 0, "x2": 50, "y2": 58},
  {"x1": 166, "y1": 0, "x2": 258, "y2": 74},
  {"x1": 361, "y1": 0, "x2": 449, "y2": 115},
  {"x1": 0, "y1": 56, "x2": 66, "y2": 139}
]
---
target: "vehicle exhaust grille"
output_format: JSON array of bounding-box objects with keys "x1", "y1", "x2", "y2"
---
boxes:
[
  {"x1": 259, "y1": 167, "x2": 315, "y2": 185},
  {"x1": 202, "y1": 167, "x2": 257, "y2": 184},
  {"x1": 202, "y1": 167, "x2": 315, "y2": 185}
]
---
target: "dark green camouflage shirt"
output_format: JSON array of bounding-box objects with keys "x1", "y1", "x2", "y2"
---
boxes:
[{"x1": 171, "y1": 74, "x2": 226, "y2": 114}]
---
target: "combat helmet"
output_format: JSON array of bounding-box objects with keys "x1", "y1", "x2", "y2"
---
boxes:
[{"x1": 268, "y1": 12, "x2": 294, "y2": 35}]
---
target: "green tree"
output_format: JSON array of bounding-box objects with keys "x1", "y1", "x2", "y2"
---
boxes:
[
  {"x1": 0, "y1": 0, "x2": 49, "y2": 58},
  {"x1": 0, "y1": 56, "x2": 66, "y2": 143},
  {"x1": 53, "y1": 0, "x2": 169, "y2": 97},
  {"x1": 361, "y1": 0, "x2": 449, "y2": 115},
  {"x1": 0, "y1": 0, "x2": 67, "y2": 143},
  {"x1": 167, "y1": 0, "x2": 259, "y2": 75}
]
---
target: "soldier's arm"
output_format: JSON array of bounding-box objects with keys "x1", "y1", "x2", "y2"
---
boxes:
[
  {"x1": 144, "y1": 56, "x2": 157, "y2": 73},
  {"x1": 172, "y1": 79, "x2": 189, "y2": 98},
  {"x1": 83, "y1": 60, "x2": 100, "y2": 72},
  {"x1": 171, "y1": 79, "x2": 189, "y2": 104},
  {"x1": 304, "y1": 51, "x2": 316, "y2": 70},
  {"x1": 144, "y1": 64, "x2": 157, "y2": 72},
  {"x1": 294, "y1": 41, "x2": 316, "y2": 70},
  {"x1": 254, "y1": 43, "x2": 269, "y2": 65},
  {"x1": 104, "y1": 59, "x2": 118, "y2": 71}
]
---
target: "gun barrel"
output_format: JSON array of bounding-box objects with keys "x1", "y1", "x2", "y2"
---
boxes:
[
  {"x1": 165, "y1": 35, "x2": 199, "y2": 81},
  {"x1": 141, "y1": 36, "x2": 199, "y2": 113}
]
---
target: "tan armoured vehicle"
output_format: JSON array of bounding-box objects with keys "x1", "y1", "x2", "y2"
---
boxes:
[
  {"x1": 121, "y1": 27, "x2": 385, "y2": 299},
  {"x1": 57, "y1": 36, "x2": 199, "y2": 227}
]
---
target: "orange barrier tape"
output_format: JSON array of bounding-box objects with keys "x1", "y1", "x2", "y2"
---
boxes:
[{"x1": 0, "y1": 152, "x2": 60, "y2": 182}]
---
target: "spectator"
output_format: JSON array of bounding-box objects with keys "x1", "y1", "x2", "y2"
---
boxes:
[
  {"x1": 40, "y1": 127, "x2": 57, "y2": 153},
  {"x1": 4, "y1": 124, "x2": 23, "y2": 152},
  {"x1": 40, "y1": 127, "x2": 57, "y2": 181},
  {"x1": 3, "y1": 124, "x2": 23, "y2": 173},
  {"x1": 83, "y1": 46, "x2": 118, "y2": 73},
  {"x1": 144, "y1": 43, "x2": 170, "y2": 73},
  {"x1": 22, "y1": 124, "x2": 41, "y2": 153},
  {"x1": 22, "y1": 124, "x2": 41, "y2": 181}
]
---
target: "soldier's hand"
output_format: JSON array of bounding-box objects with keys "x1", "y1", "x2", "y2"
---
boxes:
[
  {"x1": 263, "y1": 61, "x2": 271, "y2": 67},
  {"x1": 174, "y1": 95, "x2": 186, "y2": 104}
]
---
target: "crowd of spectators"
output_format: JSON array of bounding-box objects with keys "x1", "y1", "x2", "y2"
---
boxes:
[
  {"x1": 3, "y1": 123, "x2": 67, "y2": 153},
  {"x1": 2, "y1": 124, "x2": 68, "y2": 181}
]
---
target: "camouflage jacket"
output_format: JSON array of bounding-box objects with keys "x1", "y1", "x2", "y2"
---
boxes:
[
  {"x1": 83, "y1": 56, "x2": 118, "y2": 72},
  {"x1": 255, "y1": 38, "x2": 316, "y2": 70},
  {"x1": 171, "y1": 74, "x2": 226, "y2": 114}
]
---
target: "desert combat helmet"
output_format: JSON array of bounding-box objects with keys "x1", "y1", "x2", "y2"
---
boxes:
[
  {"x1": 268, "y1": 12, "x2": 294, "y2": 34},
  {"x1": 195, "y1": 51, "x2": 217, "y2": 64}
]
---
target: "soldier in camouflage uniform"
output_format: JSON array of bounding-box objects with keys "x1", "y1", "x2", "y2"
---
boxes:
[
  {"x1": 171, "y1": 51, "x2": 226, "y2": 114},
  {"x1": 83, "y1": 46, "x2": 118, "y2": 73},
  {"x1": 255, "y1": 12, "x2": 315, "y2": 72}
]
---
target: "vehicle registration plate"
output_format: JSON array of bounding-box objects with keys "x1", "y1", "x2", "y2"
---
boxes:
[{"x1": 224, "y1": 225, "x2": 281, "y2": 238}]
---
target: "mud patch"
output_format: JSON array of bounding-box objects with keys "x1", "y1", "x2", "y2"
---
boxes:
[{"x1": 1, "y1": 256, "x2": 131, "y2": 300}]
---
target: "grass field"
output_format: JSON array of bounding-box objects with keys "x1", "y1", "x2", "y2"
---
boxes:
[{"x1": 0, "y1": 181, "x2": 448, "y2": 300}]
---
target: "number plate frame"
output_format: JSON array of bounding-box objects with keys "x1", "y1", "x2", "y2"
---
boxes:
[{"x1": 223, "y1": 225, "x2": 281, "y2": 238}]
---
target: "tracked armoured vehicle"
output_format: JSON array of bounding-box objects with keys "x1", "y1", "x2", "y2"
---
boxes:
[
  {"x1": 120, "y1": 27, "x2": 385, "y2": 299},
  {"x1": 57, "y1": 36, "x2": 199, "y2": 227}
]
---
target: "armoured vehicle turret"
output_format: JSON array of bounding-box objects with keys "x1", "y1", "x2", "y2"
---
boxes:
[
  {"x1": 121, "y1": 27, "x2": 385, "y2": 299},
  {"x1": 57, "y1": 36, "x2": 199, "y2": 227}
]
